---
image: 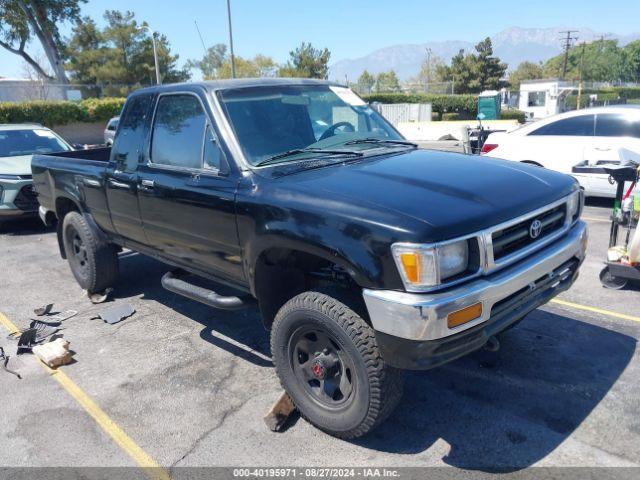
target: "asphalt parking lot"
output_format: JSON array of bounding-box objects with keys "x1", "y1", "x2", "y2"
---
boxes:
[{"x1": 1, "y1": 199, "x2": 640, "y2": 475}]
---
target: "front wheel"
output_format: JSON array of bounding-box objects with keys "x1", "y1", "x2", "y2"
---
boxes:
[{"x1": 270, "y1": 291, "x2": 403, "y2": 439}]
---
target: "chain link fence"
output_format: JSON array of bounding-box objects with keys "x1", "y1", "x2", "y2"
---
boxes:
[
  {"x1": 351, "y1": 81, "x2": 456, "y2": 96},
  {"x1": 0, "y1": 80, "x2": 150, "y2": 102}
]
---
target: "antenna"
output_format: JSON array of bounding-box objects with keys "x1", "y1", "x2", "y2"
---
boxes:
[
  {"x1": 194, "y1": 20, "x2": 208, "y2": 54},
  {"x1": 559, "y1": 30, "x2": 579, "y2": 80}
]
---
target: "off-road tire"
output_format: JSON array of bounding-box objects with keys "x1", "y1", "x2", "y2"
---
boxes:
[
  {"x1": 270, "y1": 291, "x2": 404, "y2": 439},
  {"x1": 62, "y1": 211, "x2": 119, "y2": 294}
]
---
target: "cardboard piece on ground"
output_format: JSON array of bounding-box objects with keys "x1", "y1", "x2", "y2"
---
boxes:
[
  {"x1": 97, "y1": 303, "x2": 135, "y2": 325},
  {"x1": 263, "y1": 391, "x2": 296, "y2": 432},
  {"x1": 32, "y1": 338, "x2": 73, "y2": 368}
]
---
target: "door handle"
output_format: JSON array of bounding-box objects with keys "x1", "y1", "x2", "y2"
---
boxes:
[
  {"x1": 595, "y1": 147, "x2": 611, "y2": 151},
  {"x1": 82, "y1": 178, "x2": 101, "y2": 188},
  {"x1": 138, "y1": 179, "x2": 155, "y2": 191},
  {"x1": 107, "y1": 179, "x2": 131, "y2": 190}
]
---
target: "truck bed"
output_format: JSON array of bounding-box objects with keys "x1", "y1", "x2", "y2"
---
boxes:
[{"x1": 32, "y1": 147, "x2": 111, "y2": 215}]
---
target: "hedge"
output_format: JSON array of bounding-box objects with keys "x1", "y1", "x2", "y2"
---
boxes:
[
  {"x1": 0, "y1": 98, "x2": 126, "y2": 127},
  {"x1": 441, "y1": 112, "x2": 461, "y2": 121},
  {"x1": 500, "y1": 109, "x2": 526, "y2": 123},
  {"x1": 364, "y1": 93, "x2": 477, "y2": 115}
]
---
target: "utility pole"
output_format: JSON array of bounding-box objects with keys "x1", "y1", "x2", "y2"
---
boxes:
[
  {"x1": 425, "y1": 47, "x2": 432, "y2": 92},
  {"x1": 226, "y1": 0, "x2": 236, "y2": 78},
  {"x1": 559, "y1": 30, "x2": 578, "y2": 80},
  {"x1": 598, "y1": 34, "x2": 610, "y2": 52},
  {"x1": 577, "y1": 42, "x2": 586, "y2": 109}
]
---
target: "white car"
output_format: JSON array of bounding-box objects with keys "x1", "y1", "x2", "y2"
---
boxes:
[
  {"x1": 104, "y1": 116, "x2": 119, "y2": 146},
  {"x1": 482, "y1": 106, "x2": 640, "y2": 198}
]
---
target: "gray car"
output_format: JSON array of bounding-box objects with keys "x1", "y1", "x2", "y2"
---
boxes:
[
  {"x1": 103, "y1": 116, "x2": 119, "y2": 146},
  {"x1": 0, "y1": 124, "x2": 72, "y2": 219}
]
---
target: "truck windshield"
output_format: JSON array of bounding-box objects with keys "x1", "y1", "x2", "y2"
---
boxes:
[
  {"x1": 0, "y1": 129, "x2": 71, "y2": 158},
  {"x1": 217, "y1": 85, "x2": 403, "y2": 166}
]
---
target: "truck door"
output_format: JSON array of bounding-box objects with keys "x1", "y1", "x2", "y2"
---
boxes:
[
  {"x1": 105, "y1": 92, "x2": 154, "y2": 245},
  {"x1": 136, "y1": 91, "x2": 244, "y2": 283}
]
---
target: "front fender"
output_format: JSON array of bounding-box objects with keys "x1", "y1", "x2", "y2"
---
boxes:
[{"x1": 238, "y1": 194, "x2": 410, "y2": 294}]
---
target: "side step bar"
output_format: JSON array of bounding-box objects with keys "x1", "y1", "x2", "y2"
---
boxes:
[{"x1": 161, "y1": 271, "x2": 249, "y2": 311}]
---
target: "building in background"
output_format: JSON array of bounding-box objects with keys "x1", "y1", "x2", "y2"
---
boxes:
[
  {"x1": 518, "y1": 79, "x2": 576, "y2": 119},
  {"x1": 0, "y1": 78, "x2": 78, "y2": 102}
]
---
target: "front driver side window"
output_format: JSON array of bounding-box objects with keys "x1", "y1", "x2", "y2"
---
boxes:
[{"x1": 151, "y1": 94, "x2": 207, "y2": 169}]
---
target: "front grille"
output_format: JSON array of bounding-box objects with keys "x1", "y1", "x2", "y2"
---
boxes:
[
  {"x1": 492, "y1": 204, "x2": 566, "y2": 261},
  {"x1": 13, "y1": 184, "x2": 38, "y2": 211}
]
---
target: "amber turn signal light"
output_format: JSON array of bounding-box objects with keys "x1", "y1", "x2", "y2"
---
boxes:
[
  {"x1": 447, "y1": 302, "x2": 483, "y2": 328},
  {"x1": 399, "y1": 252, "x2": 420, "y2": 284}
]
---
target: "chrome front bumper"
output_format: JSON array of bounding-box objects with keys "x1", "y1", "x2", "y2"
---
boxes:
[{"x1": 363, "y1": 221, "x2": 588, "y2": 342}]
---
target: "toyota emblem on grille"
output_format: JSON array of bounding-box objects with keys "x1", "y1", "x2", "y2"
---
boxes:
[{"x1": 529, "y1": 219, "x2": 543, "y2": 239}]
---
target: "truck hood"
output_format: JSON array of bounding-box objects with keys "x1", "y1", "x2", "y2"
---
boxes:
[
  {"x1": 273, "y1": 149, "x2": 577, "y2": 242},
  {"x1": 0, "y1": 155, "x2": 32, "y2": 176}
]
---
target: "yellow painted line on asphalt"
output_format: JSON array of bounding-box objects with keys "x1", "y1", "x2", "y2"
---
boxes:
[
  {"x1": 550, "y1": 298, "x2": 640, "y2": 324},
  {"x1": 0, "y1": 311, "x2": 170, "y2": 480}
]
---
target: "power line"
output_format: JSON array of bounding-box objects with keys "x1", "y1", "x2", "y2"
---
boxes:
[{"x1": 559, "y1": 30, "x2": 579, "y2": 80}]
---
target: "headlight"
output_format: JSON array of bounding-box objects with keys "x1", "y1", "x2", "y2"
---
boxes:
[
  {"x1": 567, "y1": 189, "x2": 583, "y2": 221},
  {"x1": 392, "y1": 240, "x2": 470, "y2": 290}
]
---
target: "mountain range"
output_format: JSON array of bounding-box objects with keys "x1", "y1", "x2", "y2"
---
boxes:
[{"x1": 329, "y1": 27, "x2": 640, "y2": 82}]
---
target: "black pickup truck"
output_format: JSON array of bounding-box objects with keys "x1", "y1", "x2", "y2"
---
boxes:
[{"x1": 32, "y1": 79, "x2": 587, "y2": 438}]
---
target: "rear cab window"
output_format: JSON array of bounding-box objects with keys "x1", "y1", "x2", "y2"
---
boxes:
[{"x1": 111, "y1": 93, "x2": 154, "y2": 171}]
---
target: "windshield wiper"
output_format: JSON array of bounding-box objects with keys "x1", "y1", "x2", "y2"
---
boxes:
[
  {"x1": 343, "y1": 138, "x2": 418, "y2": 148},
  {"x1": 255, "y1": 148, "x2": 363, "y2": 167}
]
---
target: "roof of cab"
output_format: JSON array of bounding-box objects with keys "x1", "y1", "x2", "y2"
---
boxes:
[
  {"x1": 0, "y1": 123, "x2": 47, "y2": 131},
  {"x1": 131, "y1": 78, "x2": 344, "y2": 96}
]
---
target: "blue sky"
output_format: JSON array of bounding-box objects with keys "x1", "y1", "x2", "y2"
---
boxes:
[{"x1": 2, "y1": 0, "x2": 639, "y2": 80}]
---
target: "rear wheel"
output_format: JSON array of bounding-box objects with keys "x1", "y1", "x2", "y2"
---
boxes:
[
  {"x1": 599, "y1": 266, "x2": 628, "y2": 290},
  {"x1": 270, "y1": 291, "x2": 403, "y2": 439},
  {"x1": 62, "y1": 212, "x2": 119, "y2": 294}
]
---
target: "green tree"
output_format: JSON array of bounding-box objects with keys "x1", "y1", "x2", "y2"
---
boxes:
[
  {"x1": 188, "y1": 48, "x2": 276, "y2": 80},
  {"x1": 186, "y1": 44, "x2": 227, "y2": 79},
  {"x1": 278, "y1": 42, "x2": 331, "y2": 78},
  {"x1": 0, "y1": 0, "x2": 86, "y2": 83},
  {"x1": 471, "y1": 37, "x2": 507, "y2": 91},
  {"x1": 450, "y1": 49, "x2": 474, "y2": 93},
  {"x1": 65, "y1": 16, "x2": 108, "y2": 85},
  {"x1": 448, "y1": 38, "x2": 507, "y2": 93},
  {"x1": 356, "y1": 70, "x2": 375, "y2": 94},
  {"x1": 217, "y1": 55, "x2": 276, "y2": 78},
  {"x1": 376, "y1": 70, "x2": 401, "y2": 92},
  {"x1": 66, "y1": 10, "x2": 189, "y2": 89},
  {"x1": 253, "y1": 54, "x2": 277, "y2": 77},
  {"x1": 509, "y1": 61, "x2": 544, "y2": 89},
  {"x1": 543, "y1": 40, "x2": 629, "y2": 82},
  {"x1": 624, "y1": 40, "x2": 640, "y2": 83},
  {"x1": 416, "y1": 53, "x2": 447, "y2": 84}
]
